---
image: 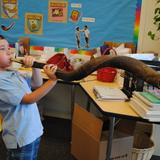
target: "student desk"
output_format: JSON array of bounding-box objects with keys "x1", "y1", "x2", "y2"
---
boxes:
[
  {"x1": 80, "y1": 77, "x2": 139, "y2": 119},
  {"x1": 79, "y1": 76, "x2": 149, "y2": 160}
]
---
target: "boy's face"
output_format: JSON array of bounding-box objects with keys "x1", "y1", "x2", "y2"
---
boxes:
[{"x1": 0, "y1": 39, "x2": 12, "y2": 69}]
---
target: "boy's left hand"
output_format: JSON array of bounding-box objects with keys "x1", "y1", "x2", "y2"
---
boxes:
[{"x1": 23, "y1": 56, "x2": 35, "y2": 68}]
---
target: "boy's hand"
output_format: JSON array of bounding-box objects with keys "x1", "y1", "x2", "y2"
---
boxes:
[
  {"x1": 23, "y1": 56, "x2": 35, "y2": 68},
  {"x1": 43, "y1": 64, "x2": 57, "y2": 81}
]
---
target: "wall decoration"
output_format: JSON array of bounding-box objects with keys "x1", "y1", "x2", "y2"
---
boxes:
[
  {"x1": 70, "y1": 3, "x2": 82, "y2": 23},
  {"x1": 1, "y1": 22, "x2": 15, "y2": 31},
  {"x1": 70, "y1": 10, "x2": 80, "y2": 23},
  {"x1": 0, "y1": 0, "x2": 18, "y2": 19},
  {"x1": 75, "y1": 25, "x2": 90, "y2": 49},
  {"x1": 25, "y1": 13, "x2": 43, "y2": 35},
  {"x1": 81, "y1": 17, "x2": 95, "y2": 23},
  {"x1": 48, "y1": 0, "x2": 68, "y2": 23},
  {"x1": 0, "y1": 0, "x2": 142, "y2": 49},
  {"x1": 133, "y1": 0, "x2": 142, "y2": 44}
]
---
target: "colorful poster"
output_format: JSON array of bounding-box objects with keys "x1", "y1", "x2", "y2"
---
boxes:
[
  {"x1": 1, "y1": 0, "x2": 18, "y2": 19},
  {"x1": 70, "y1": 10, "x2": 80, "y2": 22},
  {"x1": 25, "y1": 13, "x2": 43, "y2": 35},
  {"x1": 48, "y1": 0, "x2": 68, "y2": 23},
  {"x1": 69, "y1": 3, "x2": 82, "y2": 23}
]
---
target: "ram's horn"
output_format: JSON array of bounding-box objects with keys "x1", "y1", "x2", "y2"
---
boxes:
[{"x1": 55, "y1": 55, "x2": 160, "y2": 88}]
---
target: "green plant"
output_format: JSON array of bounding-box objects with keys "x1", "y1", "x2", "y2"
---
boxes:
[{"x1": 148, "y1": 0, "x2": 160, "y2": 40}]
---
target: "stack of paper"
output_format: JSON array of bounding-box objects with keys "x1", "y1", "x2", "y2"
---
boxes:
[
  {"x1": 93, "y1": 86, "x2": 128, "y2": 101},
  {"x1": 129, "y1": 91, "x2": 160, "y2": 122}
]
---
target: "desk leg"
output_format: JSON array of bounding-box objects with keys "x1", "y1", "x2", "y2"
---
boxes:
[
  {"x1": 71, "y1": 84, "x2": 76, "y2": 117},
  {"x1": 86, "y1": 97, "x2": 91, "y2": 111},
  {"x1": 106, "y1": 117, "x2": 115, "y2": 160}
]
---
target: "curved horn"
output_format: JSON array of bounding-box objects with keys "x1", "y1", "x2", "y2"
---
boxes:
[{"x1": 55, "y1": 55, "x2": 160, "y2": 88}]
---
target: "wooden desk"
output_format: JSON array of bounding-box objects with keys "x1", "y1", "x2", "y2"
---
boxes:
[{"x1": 80, "y1": 78, "x2": 139, "y2": 119}]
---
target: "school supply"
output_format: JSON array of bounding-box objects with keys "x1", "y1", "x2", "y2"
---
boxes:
[
  {"x1": 93, "y1": 85, "x2": 128, "y2": 101},
  {"x1": 129, "y1": 91, "x2": 160, "y2": 122}
]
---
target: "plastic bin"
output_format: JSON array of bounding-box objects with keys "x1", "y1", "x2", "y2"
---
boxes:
[
  {"x1": 97, "y1": 67, "x2": 117, "y2": 82},
  {"x1": 131, "y1": 134, "x2": 154, "y2": 160}
]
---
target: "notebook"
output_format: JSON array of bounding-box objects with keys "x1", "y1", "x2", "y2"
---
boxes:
[
  {"x1": 93, "y1": 86, "x2": 128, "y2": 101},
  {"x1": 140, "y1": 92, "x2": 160, "y2": 104},
  {"x1": 132, "y1": 95, "x2": 160, "y2": 111},
  {"x1": 129, "y1": 99, "x2": 160, "y2": 122},
  {"x1": 133, "y1": 91, "x2": 160, "y2": 107}
]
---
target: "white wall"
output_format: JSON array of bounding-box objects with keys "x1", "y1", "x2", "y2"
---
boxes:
[
  {"x1": 138, "y1": 0, "x2": 160, "y2": 54},
  {"x1": 138, "y1": 0, "x2": 160, "y2": 156}
]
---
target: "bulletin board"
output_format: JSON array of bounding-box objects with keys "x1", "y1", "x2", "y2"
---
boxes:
[{"x1": 0, "y1": 0, "x2": 142, "y2": 49}]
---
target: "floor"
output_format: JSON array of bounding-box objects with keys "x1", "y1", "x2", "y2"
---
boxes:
[
  {"x1": 0, "y1": 117, "x2": 75, "y2": 160},
  {"x1": 0, "y1": 116, "x2": 159, "y2": 160}
]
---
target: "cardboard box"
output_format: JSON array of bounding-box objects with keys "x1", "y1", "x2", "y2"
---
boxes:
[{"x1": 71, "y1": 105, "x2": 134, "y2": 160}]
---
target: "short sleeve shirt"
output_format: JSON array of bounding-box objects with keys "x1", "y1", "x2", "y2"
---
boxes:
[{"x1": 0, "y1": 70, "x2": 43, "y2": 149}]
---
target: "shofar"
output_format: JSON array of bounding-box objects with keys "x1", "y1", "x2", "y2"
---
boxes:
[{"x1": 55, "y1": 55, "x2": 160, "y2": 88}]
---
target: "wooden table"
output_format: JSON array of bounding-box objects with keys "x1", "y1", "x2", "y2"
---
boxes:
[{"x1": 80, "y1": 76, "x2": 139, "y2": 119}]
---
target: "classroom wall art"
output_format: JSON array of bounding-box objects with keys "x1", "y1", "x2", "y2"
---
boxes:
[
  {"x1": 0, "y1": 0, "x2": 18, "y2": 19},
  {"x1": 48, "y1": 0, "x2": 68, "y2": 23},
  {"x1": 133, "y1": 0, "x2": 142, "y2": 44},
  {"x1": 25, "y1": 13, "x2": 43, "y2": 35},
  {"x1": 0, "y1": 0, "x2": 142, "y2": 49}
]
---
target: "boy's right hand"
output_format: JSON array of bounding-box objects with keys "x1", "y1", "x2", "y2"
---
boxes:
[
  {"x1": 22, "y1": 56, "x2": 35, "y2": 68},
  {"x1": 43, "y1": 64, "x2": 57, "y2": 81}
]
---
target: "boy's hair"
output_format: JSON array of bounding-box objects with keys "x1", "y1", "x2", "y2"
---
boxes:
[
  {"x1": 0, "y1": 35, "x2": 5, "y2": 39},
  {"x1": 76, "y1": 27, "x2": 80, "y2": 31}
]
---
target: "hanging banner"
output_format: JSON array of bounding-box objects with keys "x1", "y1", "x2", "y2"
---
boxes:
[
  {"x1": 48, "y1": 0, "x2": 68, "y2": 23},
  {"x1": 25, "y1": 13, "x2": 43, "y2": 35},
  {"x1": 0, "y1": 0, "x2": 18, "y2": 19}
]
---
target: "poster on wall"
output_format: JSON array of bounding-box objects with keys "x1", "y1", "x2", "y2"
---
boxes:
[
  {"x1": 25, "y1": 13, "x2": 43, "y2": 35},
  {"x1": 0, "y1": 0, "x2": 18, "y2": 19},
  {"x1": 70, "y1": 10, "x2": 81, "y2": 23},
  {"x1": 69, "y1": 3, "x2": 82, "y2": 23},
  {"x1": 48, "y1": 0, "x2": 68, "y2": 23},
  {"x1": 75, "y1": 25, "x2": 90, "y2": 49}
]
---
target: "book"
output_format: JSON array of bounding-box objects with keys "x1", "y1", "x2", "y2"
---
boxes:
[
  {"x1": 140, "y1": 92, "x2": 160, "y2": 104},
  {"x1": 93, "y1": 86, "x2": 128, "y2": 101},
  {"x1": 129, "y1": 99, "x2": 160, "y2": 122},
  {"x1": 133, "y1": 91, "x2": 160, "y2": 107},
  {"x1": 130, "y1": 98, "x2": 160, "y2": 115},
  {"x1": 132, "y1": 95, "x2": 160, "y2": 111}
]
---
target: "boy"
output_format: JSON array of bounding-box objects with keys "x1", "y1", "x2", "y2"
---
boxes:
[
  {"x1": 75, "y1": 27, "x2": 81, "y2": 48},
  {"x1": 0, "y1": 38, "x2": 57, "y2": 160},
  {"x1": 83, "y1": 25, "x2": 90, "y2": 48}
]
